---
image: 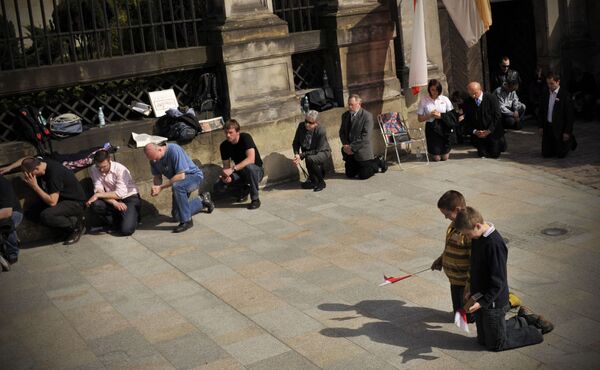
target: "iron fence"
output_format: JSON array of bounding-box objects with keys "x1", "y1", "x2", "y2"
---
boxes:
[
  {"x1": 0, "y1": 0, "x2": 208, "y2": 71},
  {"x1": 273, "y1": 0, "x2": 319, "y2": 33}
]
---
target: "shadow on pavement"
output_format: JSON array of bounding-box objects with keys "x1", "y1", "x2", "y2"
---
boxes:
[{"x1": 318, "y1": 300, "x2": 481, "y2": 363}]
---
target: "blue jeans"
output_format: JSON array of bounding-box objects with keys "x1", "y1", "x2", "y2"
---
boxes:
[
  {"x1": 3, "y1": 211, "x2": 22, "y2": 259},
  {"x1": 172, "y1": 173, "x2": 204, "y2": 223},
  {"x1": 215, "y1": 164, "x2": 264, "y2": 201}
]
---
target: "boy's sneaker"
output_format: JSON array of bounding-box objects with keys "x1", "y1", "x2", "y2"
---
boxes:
[
  {"x1": 518, "y1": 306, "x2": 554, "y2": 334},
  {"x1": 201, "y1": 192, "x2": 215, "y2": 213}
]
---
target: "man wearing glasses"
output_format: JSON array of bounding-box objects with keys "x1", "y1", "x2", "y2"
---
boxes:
[
  {"x1": 292, "y1": 110, "x2": 331, "y2": 192},
  {"x1": 493, "y1": 56, "x2": 521, "y2": 90},
  {"x1": 86, "y1": 150, "x2": 141, "y2": 236}
]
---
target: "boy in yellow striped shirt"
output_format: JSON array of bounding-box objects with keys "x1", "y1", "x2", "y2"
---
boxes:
[{"x1": 432, "y1": 190, "x2": 522, "y2": 317}]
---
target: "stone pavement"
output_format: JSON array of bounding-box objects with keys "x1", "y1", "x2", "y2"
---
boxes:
[{"x1": 1, "y1": 120, "x2": 600, "y2": 370}]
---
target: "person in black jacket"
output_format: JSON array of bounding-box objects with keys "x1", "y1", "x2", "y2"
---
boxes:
[
  {"x1": 456, "y1": 207, "x2": 553, "y2": 351},
  {"x1": 292, "y1": 110, "x2": 332, "y2": 192},
  {"x1": 463, "y1": 82, "x2": 506, "y2": 158},
  {"x1": 538, "y1": 72, "x2": 576, "y2": 158}
]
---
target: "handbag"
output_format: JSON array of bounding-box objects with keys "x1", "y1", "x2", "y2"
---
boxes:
[{"x1": 49, "y1": 113, "x2": 83, "y2": 138}]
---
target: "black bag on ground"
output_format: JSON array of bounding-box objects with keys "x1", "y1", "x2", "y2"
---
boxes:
[
  {"x1": 155, "y1": 108, "x2": 202, "y2": 143},
  {"x1": 14, "y1": 106, "x2": 53, "y2": 156},
  {"x1": 306, "y1": 88, "x2": 337, "y2": 112}
]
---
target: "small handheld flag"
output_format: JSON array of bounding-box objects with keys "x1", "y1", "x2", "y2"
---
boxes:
[
  {"x1": 454, "y1": 308, "x2": 470, "y2": 332},
  {"x1": 379, "y1": 268, "x2": 430, "y2": 286}
]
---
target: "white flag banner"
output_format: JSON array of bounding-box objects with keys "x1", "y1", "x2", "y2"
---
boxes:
[
  {"x1": 442, "y1": 0, "x2": 492, "y2": 48},
  {"x1": 408, "y1": 0, "x2": 427, "y2": 95}
]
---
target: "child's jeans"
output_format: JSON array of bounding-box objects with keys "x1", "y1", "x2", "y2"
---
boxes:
[{"x1": 476, "y1": 304, "x2": 543, "y2": 351}]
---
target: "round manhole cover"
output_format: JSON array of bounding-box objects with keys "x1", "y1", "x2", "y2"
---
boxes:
[{"x1": 541, "y1": 228, "x2": 568, "y2": 236}]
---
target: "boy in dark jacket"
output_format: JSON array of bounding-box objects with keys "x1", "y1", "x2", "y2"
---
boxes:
[{"x1": 455, "y1": 207, "x2": 553, "y2": 351}]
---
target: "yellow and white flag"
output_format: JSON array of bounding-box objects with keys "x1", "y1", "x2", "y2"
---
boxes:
[{"x1": 442, "y1": 0, "x2": 492, "y2": 48}]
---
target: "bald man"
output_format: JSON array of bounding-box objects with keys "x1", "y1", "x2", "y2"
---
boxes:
[
  {"x1": 144, "y1": 143, "x2": 214, "y2": 233},
  {"x1": 463, "y1": 82, "x2": 506, "y2": 158}
]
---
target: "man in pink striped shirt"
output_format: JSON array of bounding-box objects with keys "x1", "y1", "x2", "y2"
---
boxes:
[{"x1": 86, "y1": 150, "x2": 141, "y2": 236}]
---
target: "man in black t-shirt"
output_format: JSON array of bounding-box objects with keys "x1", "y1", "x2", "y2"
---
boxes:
[
  {"x1": 0, "y1": 174, "x2": 22, "y2": 267},
  {"x1": 21, "y1": 157, "x2": 86, "y2": 245},
  {"x1": 215, "y1": 119, "x2": 264, "y2": 210}
]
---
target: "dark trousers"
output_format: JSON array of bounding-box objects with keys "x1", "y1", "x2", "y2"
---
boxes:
[
  {"x1": 542, "y1": 123, "x2": 571, "y2": 158},
  {"x1": 90, "y1": 194, "x2": 141, "y2": 236},
  {"x1": 476, "y1": 304, "x2": 543, "y2": 351},
  {"x1": 471, "y1": 135, "x2": 504, "y2": 158},
  {"x1": 26, "y1": 200, "x2": 85, "y2": 232},
  {"x1": 450, "y1": 284, "x2": 466, "y2": 313},
  {"x1": 215, "y1": 164, "x2": 264, "y2": 201},
  {"x1": 501, "y1": 111, "x2": 525, "y2": 129},
  {"x1": 344, "y1": 155, "x2": 378, "y2": 180},
  {"x1": 305, "y1": 152, "x2": 329, "y2": 185}
]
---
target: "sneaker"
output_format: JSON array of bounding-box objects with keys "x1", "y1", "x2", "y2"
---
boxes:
[
  {"x1": 201, "y1": 192, "x2": 215, "y2": 213},
  {"x1": 64, "y1": 227, "x2": 83, "y2": 245},
  {"x1": 377, "y1": 155, "x2": 388, "y2": 173},
  {"x1": 313, "y1": 181, "x2": 326, "y2": 192}
]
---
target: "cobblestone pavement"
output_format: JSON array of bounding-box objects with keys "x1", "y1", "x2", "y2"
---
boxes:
[{"x1": 1, "y1": 119, "x2": 599, "y2": 369}]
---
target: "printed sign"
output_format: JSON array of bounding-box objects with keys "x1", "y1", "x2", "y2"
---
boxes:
[{"x1": 148, "y1": 89, "x2": 178, "y2": 117}]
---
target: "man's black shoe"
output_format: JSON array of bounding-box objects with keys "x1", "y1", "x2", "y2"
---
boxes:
[
  {"x1": 378, "y1": 156, "x2": 388, "y2": 173},
  {"x1": 248, "y1": 199, "x2": 261, "y2": 210},
  {"x1": 201, "y1": 192, "x2": 215, "y2": 213},
  {"x1": 173, "y1": 220, "x2": 193, "y2": 233},
  {"x1": 64, "y1": 227, "x2": 83, "y2": 245},
  {"x1": 313, "y1": 181, "x2": 326, "y2": 192},
  {"x1": 301, "y1": 180, "x2": 314, "y2": 189}
]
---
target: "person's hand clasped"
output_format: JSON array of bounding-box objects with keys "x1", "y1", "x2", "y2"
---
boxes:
[
  {"x1": 86, "y1": 194, "x2": 98, "y2": 207},
  {"x1": 343, "y1": 144, "x2": 353, "y2": 155},
  {"x1": 562, "y1": 133, "x2": 570, "y2": 141},
  {"x1": 151, "y1": 185, "x2": 162, "y2": 197},
  {"x1": 292, "y1": 154, "x2": 301, "y2": 165},
  {"x1": 113, "y1": 202, "x2": 127, "y2": 212},
  {"x1": 466, "y1": 301, "x2": 481, "y2": 313},
  {"x1": 431, "y1": 109, "x2": 441, "y2": 119}
]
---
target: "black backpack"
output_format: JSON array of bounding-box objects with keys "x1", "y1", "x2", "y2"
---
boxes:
[
  {"x1": 155, "y1": 110, "x2": 202, "y2": 143},
  {"x1": 195, "y1": 73, "x2": 219, "y2": 119},
  {"x1": 14, "y1": 106, "x2": 53, "y2": 156},
  {"x1": 306, "y1": 87, "x2": 337, "y2": 112}
]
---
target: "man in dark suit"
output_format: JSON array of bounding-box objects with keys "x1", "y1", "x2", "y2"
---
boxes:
[
  {"x1": 339, "y1": 94, "x2": 386, "y2": 179},
  {"x1": 292, "y1": 110, "x2": 332, "y2": 192},
  {"x1": 538, "y1": 72, "x2": 576, "y2": 158},
  {"x1": 463, "y1": 82, "x2": 506, "y2": 158}
]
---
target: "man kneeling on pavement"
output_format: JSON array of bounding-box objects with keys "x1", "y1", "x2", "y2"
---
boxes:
[
  {"x1": 21, "y1": 157, "x2": 86, "y2": 245},
  {"x1": 86, "y1": 150, "x2": 141, "y2": 236},
  {"x1": 292, "y1": 110, "x2": 331, "y2": 192},
  {"x1": 144, "y1": 142, "x2": 215, "y2": 233},
  {"x1": 215, "y1": 119, "x2": 264, "y2": 210}
]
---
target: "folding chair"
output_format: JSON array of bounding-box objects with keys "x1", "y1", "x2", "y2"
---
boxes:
[{"x1": 377, "y1": 112, "x2": 429, "y2": 168}]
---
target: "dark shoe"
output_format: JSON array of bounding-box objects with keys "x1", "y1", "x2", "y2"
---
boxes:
[
  {"x1": 64, "y1": 227, "x2": 83, "y2": 245},
  {"x1": 247, "y1": 199, "x2": 261, "y2": 210},
  {"x1": 518, "y1": 306, "x2": 553, "y2": 334},
  {"x1": 378, "y1": 155, "x2": 388, "y2": 173},
  {"x1": 201, "y1": 192, "x2": 215, "y2": 214},
  {"x1": 8, "y1": 255, "x2": 18, "y2": 264},
  {"x1": 0, "y1": 255, "x2": 10, "y2": 271},
  {"x1": 301, "y1": 180, "x2": 314, "y2": 189},
  {"x1": 173, "y1": 220, "x2": 194, "y2": 233},
  {"x1": 313, "y1": 181, "x2": 326, "y2": 192}
]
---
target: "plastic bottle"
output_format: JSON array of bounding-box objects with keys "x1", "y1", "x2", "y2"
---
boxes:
[
  {"x1": 415, "y1": 145, "x2": 422, "y2": 160},
  {"x1": 37, "y1": 109, "x2": 47, "y2": 126},
  {"x1": 98, "y1": 107, "x2": 105, "y2": 127},
  {"x1": 302, "y1": 96, "x2": 310, "y2": 114}
]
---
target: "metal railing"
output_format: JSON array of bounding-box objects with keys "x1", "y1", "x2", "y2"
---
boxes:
[
  {"x1": 273, "y1": 0, "x2": 319, "y2": 33},
  {"x1": 0, "y1": 0, "x2": 208, "y2": 71}
]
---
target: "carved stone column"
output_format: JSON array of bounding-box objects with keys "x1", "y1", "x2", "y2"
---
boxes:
[
  {"x1": 204, "y1": 0, "x2": 299, "y2": 125},
  {"x1": 319, "y1": 0, "x2": 403, "y2": 113}
]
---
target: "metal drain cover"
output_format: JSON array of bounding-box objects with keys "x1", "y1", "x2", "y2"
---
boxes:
[{"x1": 541, "y1": 227, "x2": 568, "y2": 236}]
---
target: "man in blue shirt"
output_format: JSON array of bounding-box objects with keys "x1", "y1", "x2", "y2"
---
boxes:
[{"x1": 144, "y1": 143, "x2": 214, "y2": 233}]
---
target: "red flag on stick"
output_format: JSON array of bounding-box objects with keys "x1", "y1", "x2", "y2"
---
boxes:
[{"x1": 379, "y1": 267, "x2": 430, "y2": 286}]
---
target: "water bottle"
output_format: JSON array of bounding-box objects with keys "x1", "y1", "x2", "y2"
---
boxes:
[
  {"x1": 302, "y1": 96, "x2": 310, "y2": 114},
  {"x1": 37, "y1": 109, "x2": 47, "y2": 126},
  {"x1": 415, "y1": 145, "x2": 422, "y2": 160},
  {"x1": 98, "y1": 107, "x2": 105, "y2": 127}
]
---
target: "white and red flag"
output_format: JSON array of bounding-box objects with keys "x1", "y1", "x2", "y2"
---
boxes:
[
  {"x1": 454, "y1": 308, "x2": 470, "y2": 332},
  {"x1": 441, "y1": 0, "x2": 492, "y2": 48},
  {"x1": 408, "y1": 0, "x2": 428, "y2": 95},
  {"x1": 379, "y1": 268, "x2": 429, "y2": 286}
]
